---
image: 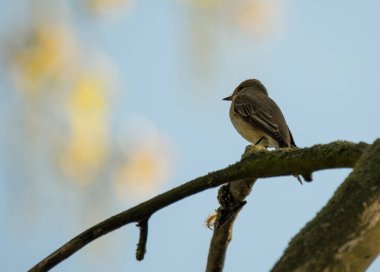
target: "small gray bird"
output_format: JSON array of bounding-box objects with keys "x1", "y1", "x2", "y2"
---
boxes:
[
  {"x1": 224, "y1": 79, "x2": 301, "y2": 183},
  {"x1": 223, "y1": 79, "x2": 296, "y2": 149}
]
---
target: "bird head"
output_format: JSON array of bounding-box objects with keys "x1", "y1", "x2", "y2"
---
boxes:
[{"x1": 223, "y1": 79, "x2": 268, "y2": 101}]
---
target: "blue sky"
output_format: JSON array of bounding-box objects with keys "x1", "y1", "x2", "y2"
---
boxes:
[{"x1": 1, "y1": 0, "x2": 380, "y2": 271}]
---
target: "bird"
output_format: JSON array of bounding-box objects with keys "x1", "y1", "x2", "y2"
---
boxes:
[{"x1": 223, "y1": 79, "x2": 302, "y2": 183}]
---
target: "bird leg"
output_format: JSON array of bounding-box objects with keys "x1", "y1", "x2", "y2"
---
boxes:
[{"x1": 254, "y1": 137, "x2": 265, "y2": 146}]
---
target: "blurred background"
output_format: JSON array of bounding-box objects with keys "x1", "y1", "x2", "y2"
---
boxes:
[{"x1": 1, "y1": 0, "x2": 379, "y2": 271}]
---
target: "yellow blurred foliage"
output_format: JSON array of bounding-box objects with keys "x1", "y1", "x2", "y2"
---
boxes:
[
  {"x1": 113, "y1": 120, "x2": 174, "y2": 201},
  {"x1": 182, "y1": 0, "x2": 219, "y2": 8},
  {"x1": 88, "y1": 0, "x2": 133, "y2": 15},
  {"x1": 118, "y1": 149, "x2": 159, "y2": 186},
  {"x1": 7, "y1": 19, "x2": 118, "y2": 186},
  {"x1": 61, "y1": 73, "x2": 109, "y2": 185},
  {"x1": 236, "y1": 0, "x2": 282, "y2": 39},
  {"x1": 70, "y1": 76, "x2": 107, "y2": 111},
  {"x1": 10, "y1": 25, "x2": 78, "y2": 94}
]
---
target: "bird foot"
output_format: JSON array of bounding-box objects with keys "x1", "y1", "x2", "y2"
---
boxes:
[{"x1": 242, "y1": 144, "x2": 267, "y2": 159}]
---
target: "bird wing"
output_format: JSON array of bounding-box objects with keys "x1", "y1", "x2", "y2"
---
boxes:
[{"x1": 233, "y1": 94, "x2": 288, "y2": 147}]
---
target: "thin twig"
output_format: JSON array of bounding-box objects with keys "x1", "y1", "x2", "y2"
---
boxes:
[
  {"x1": 28, "y1": 141, "x2": 368, "y2": 272},
  {"x1": 136, "y1": 219, "x2": 149, "y2": 261}
]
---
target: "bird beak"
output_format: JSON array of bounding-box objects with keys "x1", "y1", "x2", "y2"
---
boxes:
[{"x1": 223, "y1": 95, "x2": 232, "y2": 101}]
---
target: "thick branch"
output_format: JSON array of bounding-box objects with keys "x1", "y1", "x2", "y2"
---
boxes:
[
  {"x1": 271, "y1": 139, "x2": 380, "y2": 272},
  {"x1": 206, "y1": 178, "x2": 256, "y2": 272},
  {"x1": 29, "y1": 141, "x2": 368, "y2": 272}
]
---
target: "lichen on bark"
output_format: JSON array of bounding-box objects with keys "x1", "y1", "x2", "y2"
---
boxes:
[{"x1": 271, "y1": 140, "x2": 380, "y2": 272}]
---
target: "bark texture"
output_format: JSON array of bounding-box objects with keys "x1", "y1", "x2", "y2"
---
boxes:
[{"x1": 271, "y1": 139, "x2": 380, "y2": 272}]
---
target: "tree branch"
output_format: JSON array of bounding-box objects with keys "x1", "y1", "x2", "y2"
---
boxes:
[
  {"x1": 206, "y1": 178, "x2": 256, "y2": 272},
  {"x1": 135, "y1": 218, "x2": 149, "y2": 261},
  {"x1": 271, "y1": 139, "x2": 380, "y2": 272},
  {"x1": 29, "y1": 141, "x2": 368, "y2": 272}
]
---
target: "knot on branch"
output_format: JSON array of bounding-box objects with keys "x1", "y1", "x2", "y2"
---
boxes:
[
  {"x1": 215, "y1": 183, "x2": 247, "y2": 227},
  {"x1": 301, "y1": 172, "x2": 313, "y2": 182}
]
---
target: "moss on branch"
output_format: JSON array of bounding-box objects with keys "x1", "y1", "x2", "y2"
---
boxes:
[{"x1": 271, "y1": 139, "x2": 380, "y2": 272}]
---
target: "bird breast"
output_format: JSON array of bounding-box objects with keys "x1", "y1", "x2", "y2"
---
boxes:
[{"x1": 229, "y1": 104, "x2": 279, "y2": 149}]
